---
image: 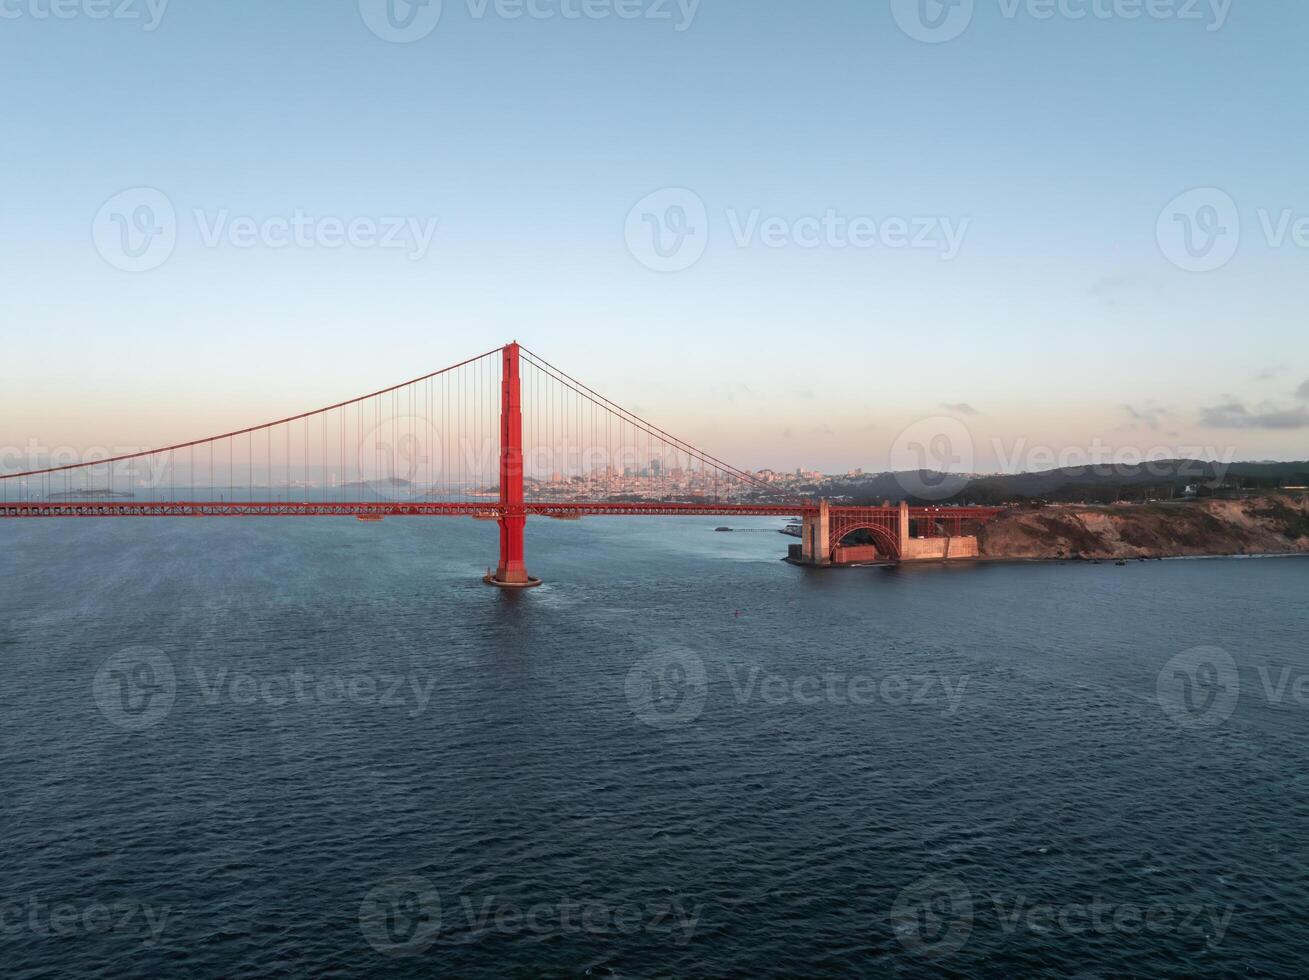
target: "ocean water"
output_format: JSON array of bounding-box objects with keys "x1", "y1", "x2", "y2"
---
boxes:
[{"x1": 1, "y1": 516, "x2": 1307, "y2": 978}]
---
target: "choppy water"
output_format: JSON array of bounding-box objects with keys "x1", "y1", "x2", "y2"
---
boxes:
[{"x1": 1, "y1": 517, "x2": 1307, "y2": 978}]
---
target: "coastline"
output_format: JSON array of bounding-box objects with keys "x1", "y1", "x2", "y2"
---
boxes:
[
  {"x1": 785, "y1": 551, "x2": 1309, "y2": 569},
  {"x1": 780, "y1": 494, "x2": 1309, "y2": 567}
]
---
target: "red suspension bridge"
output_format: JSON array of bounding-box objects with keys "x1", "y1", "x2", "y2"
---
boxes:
[{"x1": 0, "y1": 343, "x2": 1002, "y2": 585}]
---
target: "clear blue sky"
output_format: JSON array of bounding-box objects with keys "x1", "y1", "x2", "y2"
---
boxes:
[{"x1": 2, "y1": 0, "x2": 1306, "y2": 472}]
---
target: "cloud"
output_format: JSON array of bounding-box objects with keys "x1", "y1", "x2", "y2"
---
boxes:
[
  {"x1": 1297, "y1": 379, "x2": 1309, "y2": 400},
  {"x1": 1254, "y1": 366, "x2": 1286, "y2": 382},
  {"x1": 940, "y1": 402, "x2": 979, "y2": 415},
  {"x1": 1121, "y1": 403, "x2": 1169, "y2": 430},
  {"x1": 1198, "y1": 402, "x2": 1309, "y2": 429}
]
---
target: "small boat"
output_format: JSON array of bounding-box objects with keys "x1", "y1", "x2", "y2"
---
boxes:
[
  {"x1": 356, "y1": 513, "x2": 384, "y2": 522},
  {"x1": 472, "y1": 511, "x2": 499, "y2": 521},
  {"x1": 550, "y1": 512, "x2": 582, "y2": 521},
  {"x1": 1115, "y1": 559, "x2": 1127, "y2": 566},
  {"x1": 715, "y1": 526, "x2": 733, "y2": 532}
]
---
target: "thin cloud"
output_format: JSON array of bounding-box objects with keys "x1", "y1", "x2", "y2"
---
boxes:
[
  {"x1": 1198, "y1": 402, "x2": 1309, "y2": 430},
  {"x1": 1297, "y1": 379, "x2": 1309, "y2": 400},
  {"x1": 1121, "y1": 403, "x2": 1169, "y2": 431},
  {"x1": 940, "y1": 402, "x2": 979, "y2": 415}
]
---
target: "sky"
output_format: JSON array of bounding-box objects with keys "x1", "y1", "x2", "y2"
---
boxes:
[{"x1": 1, "y1": 0, "x2": 1306, "y2": 475}]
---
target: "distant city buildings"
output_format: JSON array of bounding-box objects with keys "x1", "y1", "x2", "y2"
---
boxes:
[{"x1": 518, "y1": 461, "x2": 877, "y2": 504}]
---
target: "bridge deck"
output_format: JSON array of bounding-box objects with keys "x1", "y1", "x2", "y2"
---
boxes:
[{"x1": 0, "y1": 500, "x2": 1004, "y2": 520}]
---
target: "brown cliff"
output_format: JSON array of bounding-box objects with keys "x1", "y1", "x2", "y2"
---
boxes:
[{"x1": 977, "y1": 495, "x2": 1309, "y2": 560}]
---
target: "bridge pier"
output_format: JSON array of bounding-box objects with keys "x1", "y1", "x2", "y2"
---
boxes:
[
  {"x1": 800, "y1": 500, "x2": 831, "y2": 565},
  {"x1": 486, "y1": 342, "x2": 541, "y2": 589}
]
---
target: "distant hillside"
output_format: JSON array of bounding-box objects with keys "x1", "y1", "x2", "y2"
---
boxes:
[{"x1": 806, "y1": 460, "x2": 1309, "y2": 506}]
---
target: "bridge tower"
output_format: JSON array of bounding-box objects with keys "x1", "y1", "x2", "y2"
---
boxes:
[
  {"x1": 486, "y1": 342, "x2": 541, "y2": 588},
  {"x1": 800, "y1": 500, "x2": 831, "y2": 565}
]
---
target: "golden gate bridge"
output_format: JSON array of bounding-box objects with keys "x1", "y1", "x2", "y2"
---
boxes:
[{"x1": 0, "y1": 343, "x2": 1002, "y2": 585}]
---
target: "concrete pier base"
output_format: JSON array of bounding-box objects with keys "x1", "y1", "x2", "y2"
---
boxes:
[{"x1": 484, "y1": 573, "x2": 543, "y2": 589}]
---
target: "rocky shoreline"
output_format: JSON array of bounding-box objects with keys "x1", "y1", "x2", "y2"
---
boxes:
[{"x1": 976, "y1": 494, "x2": 1309, "y2": 561}]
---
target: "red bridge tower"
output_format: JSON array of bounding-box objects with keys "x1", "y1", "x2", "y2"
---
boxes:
[{"x1": 486, "y1": 342, "x2": 541, "y2": 588}]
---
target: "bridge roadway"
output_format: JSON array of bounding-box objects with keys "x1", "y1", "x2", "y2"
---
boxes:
[{"x1": 0, "y1": 499, "x2": 1003, "y2": 522}]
